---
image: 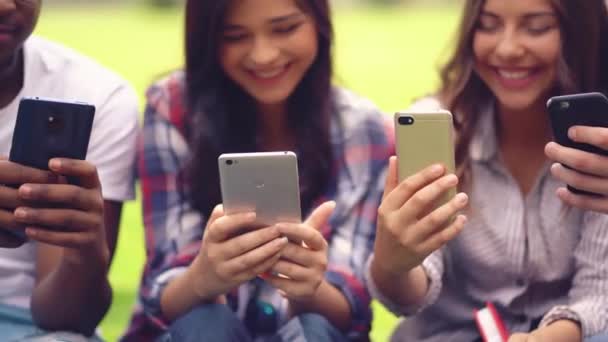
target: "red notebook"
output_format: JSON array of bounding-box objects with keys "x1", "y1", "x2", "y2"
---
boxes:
[{"x1": 474, "y1": 302, "x2": 509, "y2": 342}]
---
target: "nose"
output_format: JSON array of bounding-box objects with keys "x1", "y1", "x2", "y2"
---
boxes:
[
  {"x1": 248, "y1": 37, "x2": 279, "y2": 66},
  {"x1": 495, "y1": 29, "x2": 525, "y2": 61}
]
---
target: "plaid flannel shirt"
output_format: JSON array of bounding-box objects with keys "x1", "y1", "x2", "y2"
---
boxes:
[{"x1": 122, "y1": 72, "x2": 394, "y2": 341}]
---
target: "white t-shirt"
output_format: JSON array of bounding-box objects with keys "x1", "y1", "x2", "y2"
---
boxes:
[{"x1": 0, "y1": 36, "x2": 139, "y2": 308}]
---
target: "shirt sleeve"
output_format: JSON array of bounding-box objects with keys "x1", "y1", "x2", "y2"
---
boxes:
[
  {"x1": 86, "y1": 81, "x2": 139, "y2": 201},
  {"x1": 320, "y1": 111, "x2": 394, "y2": 339},
  {"x1": 365, "y1": 248, "x2": 445, "y2": 317},
  {"x1": 136, "y1": 83, "x2": 206, "y2": 329},
  {"x1": 539, "y1": 211, "x2": 608, "y2": 337}
]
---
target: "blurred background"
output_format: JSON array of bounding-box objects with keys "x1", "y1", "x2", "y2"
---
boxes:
[{"x1": 35, "y1": 0, "x2": 460, "y2": 340}]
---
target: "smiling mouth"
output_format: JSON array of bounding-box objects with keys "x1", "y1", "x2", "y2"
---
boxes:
[{"x1": 248, "y1": 63, "x2": 291, "y2": 80}]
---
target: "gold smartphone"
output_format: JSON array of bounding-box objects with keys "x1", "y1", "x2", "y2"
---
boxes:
[{"x1": 394, "y1": 110, "x2": 456, "y2": 206}]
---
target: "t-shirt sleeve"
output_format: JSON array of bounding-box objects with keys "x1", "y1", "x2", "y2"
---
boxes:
[{"x1": 86, "y1": 81, "x2": 139, "y2": 202}]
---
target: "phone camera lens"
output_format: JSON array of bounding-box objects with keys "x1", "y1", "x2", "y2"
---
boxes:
[
  {"x1": 398, "y1": 116, "x2": 415, "y2": 125},
  {"x1": 226, "y1": 160, "x2": 233, "y2": 165},
  {"x1": 560, "y1": 101, "x2": 570, "y2": 110}
]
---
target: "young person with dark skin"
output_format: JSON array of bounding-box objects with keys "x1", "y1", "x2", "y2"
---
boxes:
[
  {"x1": 367, "y1": 0, "x2": 608, "y2": 341},
  {"x1": 123, "y1": 0, "x2": 392, "y2": 341},
  {"x1": 0, "y1": 1, "x2": 138, "y2": 340}
]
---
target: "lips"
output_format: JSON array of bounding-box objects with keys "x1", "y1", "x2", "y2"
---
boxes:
[
  {"x1": 246, "y1": 63, "x2": 291, "y2": 85},
  {"x1": 492, "y1": 66, "x2": 542, "y2": 90}
]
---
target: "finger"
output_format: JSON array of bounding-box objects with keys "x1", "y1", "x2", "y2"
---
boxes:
[
  {"x1": 550, "y1": 163, "x2": 608, "y2": 195},
  {"x1": 276, "y1": 223, "x2": 327, "y2": 251},
  {"x1": 0, "y1": 185, "x2": 24, "y2": 209},
  {"x1": 270, "y1": 260, "x2": 310, "y2": 281},
  {"x1": 25, "y1": 227, "x2": 95, "y2": 249},
  {"x1": 0, "y1": 209, "x2": 23, "y2": 230},
  {"x1": 545, "y1": 142, "x2": 608, "y2": 177},
  {"x1": 0, "y1": 160, "x2": 58, "y2": 185},
  {"x1": 418, "y1": 214, "x2": 467, "y2": 254},
  {"x1": 382, "y1": 163, "x2": 446, "y2": 212},
  {"x1": 569, "y1": 126, "x2": 608, "y2": 150},
  {"x1": 264, "y1": 275, "x2": 311, "y2": 299},
  {"x1": 206, "y1": 212, "x2": 257, "y2": 242},
  {"x1": 48, "y1": 159, "x2": 101, "y2": 189},
  {"x1": 206, "y1": 205, "x2": 225, "y2": 229},
  {"x1": 279, "y1": 242, "x2": 316, "y2": 267},
  {"x1": 14, "y1": 207, "x2": 101, "y2": 232},
  {"x1": 381, "y1": 156, "x2": 399, "y2": 201},
  {"x1": 18, "y1": 184, "x2": 102, "y2": 211},
  {"x1": 223, "y1": 237, "x2": 288, "y2": 275},
  {"x1": 556, "y1": 187, "x2": 608, "y2": 213},
  {"x1": 222, "y1": 226, "x2": 282, "y2": 259},
  {"x1": 304, "y1": 201, "x2": 336, "y2": 231},
  {"x1": 399, "y1": 174, "x2": 459, "y2": 221},
  {"x1": 414, "y1": 192, "x2": 469, "y2": 243}
]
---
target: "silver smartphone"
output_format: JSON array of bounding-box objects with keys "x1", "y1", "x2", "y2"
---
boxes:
[{"x1": 218, "y1": 151, "x2": 302, "y2": 227}]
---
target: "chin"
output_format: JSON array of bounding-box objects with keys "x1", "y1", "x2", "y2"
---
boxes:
[{"x1": 494, "y1": 92, "x2": 546, "y2": 113}]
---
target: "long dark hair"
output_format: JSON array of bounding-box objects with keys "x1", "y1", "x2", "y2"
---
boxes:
[
  {"x1": 184, "y1": 0, "x2": 334, "y2": 219},
  {"x1": 439, "y1": 0, "x2": 608, "y2": 183}
]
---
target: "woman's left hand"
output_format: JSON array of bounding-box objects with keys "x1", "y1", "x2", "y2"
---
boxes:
[
  {"x1": 545, "y1": 126, "x2": 608, "y2": 213},
  {"x1": 265, "y1": 201, "x2": 335, "y2": 303},
  {"x1": 14, "y1": 158, "x2": 108, "y2": 266}
]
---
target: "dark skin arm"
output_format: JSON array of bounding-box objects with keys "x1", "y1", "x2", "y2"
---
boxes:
[
  {"x1": 11, "y1": 159, "x2": 117, "y2": 336},
  {"x1": 30, "y1": 200, "x2": 121, "y2": 335}
]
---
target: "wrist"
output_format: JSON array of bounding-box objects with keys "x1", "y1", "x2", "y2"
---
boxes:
[
  {"x1": 187, "y1": 256, "x2": 222, "y2": 303},
  {"x1": 62, "y1": 244, "x2": 109, "y2": 273}
]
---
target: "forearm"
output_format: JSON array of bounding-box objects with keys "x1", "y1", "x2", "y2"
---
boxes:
[
  {"x1": 31, "y1": 251, "x2": 111, "y2": 336},
  {"x1": 532, "y1": 320, "x2": 582, "y2": 342},
  {"x1": 370, "y1": 258, "x2": 429, "y2": 309},
  {"x1": 288, "y1": 279, "x2": 351, "y2": 332}
]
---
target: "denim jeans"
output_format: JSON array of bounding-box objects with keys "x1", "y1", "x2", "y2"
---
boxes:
[
  {"x1": 158, "y1": 303, "x2": 349, "y2": 342},
  {"x1": 0, "y1": 303, "x2": 103, "y2": 342}
]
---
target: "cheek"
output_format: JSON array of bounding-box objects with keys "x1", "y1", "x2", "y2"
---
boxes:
[
  {"x1": 218, "y1": 46, "x2": 241, "y2": 77},
  {"x1": 472, "y1": 34, "x2": 494, "y2": 64},
  {"x1": 537, "y1": 35, "x2": 561, "y2": 68}
]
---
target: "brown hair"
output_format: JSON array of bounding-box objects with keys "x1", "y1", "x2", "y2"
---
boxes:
[{"x1": 438, "y1": 0, "x2": 608, "y2": 184}]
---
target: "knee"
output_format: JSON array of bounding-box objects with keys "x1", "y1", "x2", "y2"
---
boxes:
[{"x1": 167, "y1": 304, "x2": 242, "y2": 340}]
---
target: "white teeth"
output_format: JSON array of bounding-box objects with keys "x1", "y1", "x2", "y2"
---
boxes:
[
  {"x1": 253, "y1": 67, "x2": 285, "y2": 79},
  {"x1": 498, "y1": 69, "x2": 531, "y2": 80}
]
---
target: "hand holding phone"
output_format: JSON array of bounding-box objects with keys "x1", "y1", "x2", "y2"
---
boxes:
[
  {"x1": 371, "y1": 111, "x2": 468, "y2": 276},
  {"x1": 546, "y1": 92, "x2": 608, "y2": 212},
  {"x1": 0, "y1": 97, "x2": 96, "y2": 246},
  {"x1": 547, "y1": 92, "x2": 608, "y2": 198}
]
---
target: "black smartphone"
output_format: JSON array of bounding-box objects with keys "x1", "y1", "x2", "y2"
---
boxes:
[
  {"x1": 547, "y1": 92, "x2": 608, "y2": 197},
  {"x1": 4, "y1": 97, "x2": 96, "y2": 241}
]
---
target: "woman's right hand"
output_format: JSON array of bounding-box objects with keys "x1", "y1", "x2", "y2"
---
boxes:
[
  {"x1": 372, "y1": 157, "x2": 469, "y2": 276},
  {"x1": 189, "y1": 205, "x2": 289, "y2": 301}
]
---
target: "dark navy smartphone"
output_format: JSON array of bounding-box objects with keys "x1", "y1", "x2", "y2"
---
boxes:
[
  {"x1": 547, "y1": 92, "x2": 608, "y2": 197},
  {"x1": 4, "y1": 97, "x2": 95, "y2": 242}
]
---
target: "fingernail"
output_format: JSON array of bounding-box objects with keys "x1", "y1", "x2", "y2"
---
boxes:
[
  {"x1": 443, "y1": 174, "x2": 458, "y2": 186},
  {"x1": 278, "y1": 237, "x2": 289, "y2": 244},
  {"x1": 19, "y1": 186, "x2": 32, "y2": 198},
  {"x1": 431, "y1": 164, "x2": 444, "y2": 175},
  {"x1": 14, "y1": 208, "x2": 27, "y2": 218},
  {"x1": 455, "y1": 193, "x2": 468, "y2": 204},
  {"x1": 568, "y1": 127, "x2": 577, "y2": 140},
  {"x1": 49, "y1": 159, "x2": 61, "y2": 170}
]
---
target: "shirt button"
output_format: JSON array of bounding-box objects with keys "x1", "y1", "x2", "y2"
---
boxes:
[{"x1": 516, "y1": 278, "x2": 526, "y2": 287}]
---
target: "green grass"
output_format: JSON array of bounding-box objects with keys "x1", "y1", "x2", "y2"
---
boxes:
[{"x1": 34, "y1": 4, "x2": 459, "y2": 341}]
